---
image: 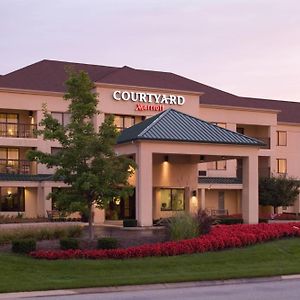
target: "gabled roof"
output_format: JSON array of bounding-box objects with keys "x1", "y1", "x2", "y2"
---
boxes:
[
  {"x1": 1, "y1": 59, "x2": 300, "y2": 123},
  {"x1": 117, "y1": 109, "x2": 265, "y2": 146}
]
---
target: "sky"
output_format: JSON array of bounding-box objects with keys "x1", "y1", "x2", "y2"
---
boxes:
[{"x1": 0, "y1": 0, "x2": 300, "y2": 101}]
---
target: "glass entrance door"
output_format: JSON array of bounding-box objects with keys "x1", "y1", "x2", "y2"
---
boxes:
[{"x1": 105, "y1": 190, "x2": 136, "y2": 220}]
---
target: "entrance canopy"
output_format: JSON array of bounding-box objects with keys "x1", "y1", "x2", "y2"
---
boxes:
[
  {"x1": 116, "y1": 109, "x2": 263, "y2": 227},
  {"x1": 117, "y1": 108, "x2": 265, "y2": 146}
]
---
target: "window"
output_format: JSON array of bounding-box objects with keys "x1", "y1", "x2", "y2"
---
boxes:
[
  {"x1": 0, "y1": 113, "x2": 18, "y2": 137},
  {"x1": 108, "y1": 114, "x2": 145, "y2": 131},
  {"x1": 277, "y1": 131, "x2": 287, "y2": 146},
  {"x1": 160, "y1": 188, "x2": 185, "y2": 211},
  {"x1": 207, "y1": 160, "x2": 227, "y2": 170},
  {"x1": 277, "y1": 159, "x2": 287, "y2": 174},
  {"x1": 0, "y1": 187, "x2": 25, "y2": 212},
  {"x1": 0, "y1": 148, "x2": 19, "y2": 174},
  {"x1": 51, "y1": 147, "x2": 62, "y2": 155},
  {"x1": 51, "y1": 112, "x2": 71, "y2": 127}
]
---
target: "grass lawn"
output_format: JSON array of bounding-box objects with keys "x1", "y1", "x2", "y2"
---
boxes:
[{"x1": 1, "y1": 238, "x2": 300, "y2": 293}]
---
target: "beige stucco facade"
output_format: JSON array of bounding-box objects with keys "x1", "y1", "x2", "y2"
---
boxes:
[{"x1": 0, "y1": 67, "x2": 299, "y2": 225}]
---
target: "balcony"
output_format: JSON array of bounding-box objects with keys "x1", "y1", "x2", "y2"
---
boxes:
[
  {"x1": 237, "y1": 167, "x2": 271, "y2": 179},
  {"x1": 252, "y1": 137, "x2": 270, "y2": 149},
  {"x1": 237, "y1": 125, "x2": 271, "y2": 149},
  {"x1": 0, "y1": 123, "x2": 37, "y2": 138},
  {"x1": 0, "y1": 159, "x2": 36, "y2": 175}
]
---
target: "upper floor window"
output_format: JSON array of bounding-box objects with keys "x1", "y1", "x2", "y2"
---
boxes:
[
  {"x1": 0, "y1": 113, "x2": 18, "y2": 137},
  {"x1": 277, "y1": 158, "x2": 287, "y2": 174},
  {"x1": 277, "y1": 131, "x2": 287, "y2": 146},
  {"x1": 207, "y1": 160, "x2": 227, "y2": 170},
  {"x1": 51, "y1": 147, "x2": 62, "y2": 155},
  {"x1": 108, "y1": 114, "x2": 145, "y2": 131},
  {"x1": 52, "y1": 112, "x2": 71, "y2": 127}
]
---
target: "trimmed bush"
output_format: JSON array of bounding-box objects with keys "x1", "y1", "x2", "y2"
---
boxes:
[
  {"x1": 97, "y1": 237, "x2": 119, "y2": 249},
  {"x1": 30, "y1": 223, "x2": 300, "y2": 260},
  {"x1": 0, "y1": 225, "x2": 83, "y2": 246},
  {"x1": 12, "y1": 239, "x2": 36, "y2": 254},
  {"x1": 60, "y1": 238, "x2": 79, "y2": 250},
  {"x1": 217, "y1": 217, "x2": 243, "y2": 225},
  {"x1": 123, "y1": 219, "x2": 137, "y2": 227}
]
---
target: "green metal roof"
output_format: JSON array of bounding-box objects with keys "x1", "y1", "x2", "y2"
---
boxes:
[
  {"x1": 117, "y1": 109, "x2": 265, "y2": 146},
  {"x1": 0, "y1": 174, "x2": 54, "y2": 182}
]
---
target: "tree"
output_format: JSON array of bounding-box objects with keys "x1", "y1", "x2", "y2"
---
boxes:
[
  {"x1": 259, "y1": 176, "x2": 300, "y2": 214},
  {"x1": 28, "y1": 71, "x2": 136, "y2": 240}
]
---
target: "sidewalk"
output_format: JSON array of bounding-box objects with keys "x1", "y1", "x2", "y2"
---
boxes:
[{"x1": 1, "y1": 275, "x2": 300, "y2": 299}]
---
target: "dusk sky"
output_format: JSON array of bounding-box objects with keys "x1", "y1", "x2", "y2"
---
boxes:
[{"x1": 1, "y1": 0, "x2": 299, "y2": 101}]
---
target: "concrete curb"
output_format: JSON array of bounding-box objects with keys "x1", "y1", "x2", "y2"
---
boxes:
[{"x1": 0, "y1": 275, "x2": 299, "y2": 299}]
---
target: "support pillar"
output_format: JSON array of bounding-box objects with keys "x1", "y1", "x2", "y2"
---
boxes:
[
  {"x1": 200, "y1": 188, "x2": 206, "y2": 210},
  {"x1": 294, "y1": 192, "x2": 300, "y2": 214},
  {"x1": 242, "y1": 154, "x2": 259, "y2": 224},
  {"x1": 136, "y1": 144, "x2": 153, "y2": 226}
]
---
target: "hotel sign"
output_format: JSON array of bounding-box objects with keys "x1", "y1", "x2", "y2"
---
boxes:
[{"x1": 112, "y1": 90, "x2": 185, "y2": 111}]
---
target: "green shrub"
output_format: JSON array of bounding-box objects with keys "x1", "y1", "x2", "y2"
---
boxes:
[
  {"x1": 168, "y1": 213, "x2": 199, "y2": 241},
  {"x1": 195, "y1": 210, "x2": 215, "y2": 234},
  {"x1": 97, "y1": 237, "x2": 119, "y2": 249},
  {"x1": 217, "y1": 218, "x2": 243, "y2": 225},
  {"x1": 0, "y1": 225, "x2": 83, "y2": 246},
  {"x1": 12, "y1": 239, "x2": 36, "y2": 254},
  {"x1": 123, "y1": 219, "x2": 137, "y2": 227},
  {"x1": 60, "y1": 238, "x2": 79, "y2": 250}
]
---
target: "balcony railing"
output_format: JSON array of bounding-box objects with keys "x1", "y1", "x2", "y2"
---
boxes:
[
  {"x1": 0, "y1": 123, "x2": 37, "y2": 138},
  {"x1": 0, "y1": 159, "x2": 36, "y2": 174}
]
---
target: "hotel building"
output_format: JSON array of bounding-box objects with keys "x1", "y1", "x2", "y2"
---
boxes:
[{"x1": 0, "y1": 59, "x2": 299, "y2": 226}]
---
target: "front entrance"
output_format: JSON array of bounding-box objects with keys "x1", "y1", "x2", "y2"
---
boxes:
[{"x1": 105, "y1": 190, "x2": 136, "y2": 220}]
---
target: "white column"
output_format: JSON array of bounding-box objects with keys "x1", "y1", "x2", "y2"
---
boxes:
[
  {"x1": 38, "y1": 185, "x2": 52, "y2": 217},
  {"x1": 136, "y1": 144, "x2": 153, "y2": 226},
  {"x1": 200, "y1": 188, "x2": 206, "y2": 210},
  {"x1": 294, "y1": 192, "x2": 300, "y2": 214},
  {"x1": 242, "y1": 154, "x2": 259, "y2": 224}
]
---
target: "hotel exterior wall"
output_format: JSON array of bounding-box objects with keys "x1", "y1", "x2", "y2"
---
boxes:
[
  {"x1": 96, "y1": 85, "x2": 201, "y2": 119},
  {"x1": 203, "y1": 189, "x2": 240, "y2": 215},
  {"x1": 274, "y1": 123, "x2": 300, "y2": 177}
]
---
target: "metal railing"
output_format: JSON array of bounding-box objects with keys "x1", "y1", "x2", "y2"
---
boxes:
[
  {"x1": 0, "y1": 159, "x2": 36, "y2": 174},
  {"x1": 0, "y1": 122, "x2": 37, "y2": 138}
]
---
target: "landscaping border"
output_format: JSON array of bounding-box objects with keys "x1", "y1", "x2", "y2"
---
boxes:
[{"x1": 30, "y1": 223, "x2": 300, "y2": 260}]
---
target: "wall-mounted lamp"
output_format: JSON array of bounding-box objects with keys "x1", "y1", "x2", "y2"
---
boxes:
[
  {"x1": 191, "y1": 190, "x2": 197, "y2": 197},
  {"x1": 200, "y1": 155, "x2": 205, "y2": 162},
  {"x1": 164, "y1": 155, "x2": 169, "y2": 162},
  {"x1": 28, "y1": 111, "x2": 33, "y2": 118}
]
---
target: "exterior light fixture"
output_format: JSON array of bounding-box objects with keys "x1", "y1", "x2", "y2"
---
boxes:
[
  {"x1": 192, "y1": 190, "x2": 197, "y2": 197},
  {"x1": 28, "y1": 111, "x2": 33, "y2": 118},
  {"x1": 164, "y1": 155, "x2": 169, "y2": 162},
  {"x1": 200, "y1": 155, "x2": 205, "y2": 161}
]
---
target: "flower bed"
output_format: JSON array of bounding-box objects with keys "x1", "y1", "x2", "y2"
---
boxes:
[{"x1": 30, "y1": 223, "x2": 300, "y2": 260}]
